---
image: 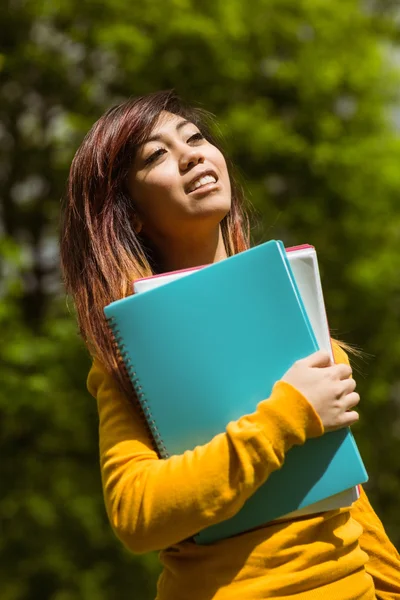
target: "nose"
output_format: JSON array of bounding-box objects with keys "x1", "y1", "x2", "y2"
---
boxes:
[{"x1": 179, "y1": 146, "x2": 205, "y2": 172}]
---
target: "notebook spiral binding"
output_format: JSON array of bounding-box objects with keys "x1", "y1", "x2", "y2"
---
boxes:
[{"x1": 106, "y1": 315, "x2": 169, "y2": 459}]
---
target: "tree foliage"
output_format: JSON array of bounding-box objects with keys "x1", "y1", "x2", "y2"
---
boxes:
[{"x1": 1, "y1": 0, "x2": 400, "y2": 598}]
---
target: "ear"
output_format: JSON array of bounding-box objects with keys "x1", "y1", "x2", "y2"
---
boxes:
[
  {"x1": 133, "y1": 219, "x2": 143, "y2": 234},
  {"x1": 132, "y1": 214, "x2": 143, "y2": 235}
]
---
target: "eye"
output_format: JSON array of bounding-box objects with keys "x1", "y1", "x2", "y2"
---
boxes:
[
  {"x1": 187, "y1": 132, "x2": 204, "y2": 143},
  {"x1": 144, "y1": 147, "x2": 166, "y2": 165}
]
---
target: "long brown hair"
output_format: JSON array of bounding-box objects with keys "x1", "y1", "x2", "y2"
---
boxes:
[{"x1": 60, "y1": 90, "x2": 250, "y2": 394}]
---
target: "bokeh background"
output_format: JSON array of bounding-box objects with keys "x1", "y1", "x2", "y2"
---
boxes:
[{"x1": 2, "y1": 0, "x2": 400, "y2": 598}]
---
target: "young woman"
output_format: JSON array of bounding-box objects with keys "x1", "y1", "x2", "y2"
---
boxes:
[{"x1": 61, "y1": 90, "x2": 400, "y2": 599}]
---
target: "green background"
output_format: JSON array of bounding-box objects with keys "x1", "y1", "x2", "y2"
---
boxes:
[{"x1": 1, "y1": 0, "x2": 400, "y2": 598}]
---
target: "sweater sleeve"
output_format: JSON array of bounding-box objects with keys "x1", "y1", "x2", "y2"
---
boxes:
[
  {"x1": 88, "y1": 360, "x2": 323, "y2": 553},
  {"x1": 331, "y1": 342, "x2": 400, "y2": 597}
]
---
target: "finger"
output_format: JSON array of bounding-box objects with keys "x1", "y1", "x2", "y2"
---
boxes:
[
  {"x1": 345, "y1": 378, "x2": 357, "y2": 394},
  {"x1": 336, "y1": 377, "x2": 356, "y2": 397},
  {"x1": 326, "y1": 410, "x2": 359, "y2": 432},
  {"x1": 343, "y1": 391, "x2": 360, "y2": 411},
  {"x1": 339, "y1": 410, "x2": 359, "y2": 428},
  {"x1": 303, "y1": 350, "x2": 332, "y2": 368},
  {"x1": 332, "y1": 363, "x2": 353, "y2": 380}
]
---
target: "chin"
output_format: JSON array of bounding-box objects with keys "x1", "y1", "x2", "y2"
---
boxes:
[
  {"x1": 192, "y1": 191, "x2": 231, "y2": 217},
  {"x1": 194, "y1": 206, "x2": 231, "y2": 227}
]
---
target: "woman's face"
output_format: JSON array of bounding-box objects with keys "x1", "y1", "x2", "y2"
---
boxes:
[{"x1": 128, "y1": 111, "x2": 231, "y2": 241}]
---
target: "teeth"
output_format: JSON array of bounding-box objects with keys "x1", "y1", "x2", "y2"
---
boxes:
[{"x1": 189, "y1": 174, "x2": 217, "y2": 193}]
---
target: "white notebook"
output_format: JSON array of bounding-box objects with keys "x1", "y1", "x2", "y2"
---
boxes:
[{"x1": 133, "y1": 244, "x2": 360, "y2": 515}]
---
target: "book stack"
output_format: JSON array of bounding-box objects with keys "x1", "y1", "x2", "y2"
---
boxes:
[{"x1": 104, "y1": 240, "x2": 367, "y2": 544}]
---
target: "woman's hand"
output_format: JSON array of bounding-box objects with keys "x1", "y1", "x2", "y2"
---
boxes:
[{"x1": 281, "y1": 350, "x2": 360, "y2": 431}]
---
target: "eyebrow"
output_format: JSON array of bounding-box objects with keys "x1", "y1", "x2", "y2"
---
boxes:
[{"x1": 141, "y1": 119, "x2": 193, "y2": 145}]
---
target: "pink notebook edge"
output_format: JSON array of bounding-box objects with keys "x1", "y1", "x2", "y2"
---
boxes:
[{"x1": 133, "y1": 244, "x2": 315, "y2": 287}]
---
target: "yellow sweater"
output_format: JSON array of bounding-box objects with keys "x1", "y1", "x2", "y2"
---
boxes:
[{"x1": 87, "y1": 343, "x2": 400, "y2": 600}]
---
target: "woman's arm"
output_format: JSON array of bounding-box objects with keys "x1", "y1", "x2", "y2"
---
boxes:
[
  {"x1": 88, "y1": 360, "x2": 322, "y2": 553},
  {"x1": 350, "y1": 487, "x2": 400, "y2": 599}
]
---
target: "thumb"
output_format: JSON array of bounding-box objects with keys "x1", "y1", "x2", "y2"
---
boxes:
[{"x1": 303, "y1": 349, "x2": 333, "y2": 368}]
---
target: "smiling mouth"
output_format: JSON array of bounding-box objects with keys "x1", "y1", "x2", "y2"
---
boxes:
[{"x1": 187, "y1": 174, "x2": 218, "y2": 194}]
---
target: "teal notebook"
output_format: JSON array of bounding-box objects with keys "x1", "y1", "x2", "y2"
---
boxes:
[{"x1": 104, "y1": 240, "x2": 368, "y2": 544}]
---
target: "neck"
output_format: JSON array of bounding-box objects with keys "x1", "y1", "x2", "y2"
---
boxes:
[{"x1": 157, "y1": 226, "x2": 228, "y2": 273}]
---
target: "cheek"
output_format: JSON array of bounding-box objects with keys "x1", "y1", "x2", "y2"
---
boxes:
[
  {"x1": 134, "y1": 169, "x2": 178, "y2": 208},
  {"x1": 215, "y1": 155, "x2": 231, "y2": 199},
  {"x1": 211, "y1": 149, "x2": 230, "y2": 182},
  {"x1": 132, "y1": 174, "x2": 185, "y2": 229}
]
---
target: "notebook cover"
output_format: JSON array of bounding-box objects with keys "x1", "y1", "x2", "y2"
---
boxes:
[
  {"x1": 133, "y1": 245, "x2": 359, "y2": 516},
  {"x1": 105, "y1": 240, "x2": 368, "y2": 544}
]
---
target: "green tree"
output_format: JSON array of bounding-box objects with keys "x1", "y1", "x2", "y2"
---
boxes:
[{"x1": 1, "y1": 0, "x2": 400, "y2": 598}]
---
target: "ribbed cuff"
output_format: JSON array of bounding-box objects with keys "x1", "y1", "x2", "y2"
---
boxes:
[{"x1": 254, "y1": 380, "x2": 324, "y2": 453}]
